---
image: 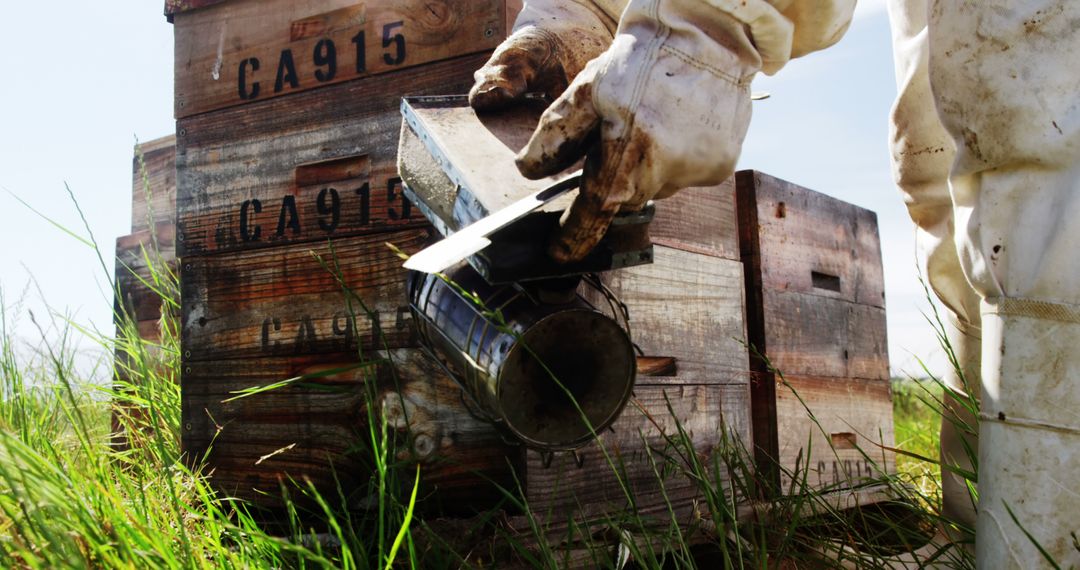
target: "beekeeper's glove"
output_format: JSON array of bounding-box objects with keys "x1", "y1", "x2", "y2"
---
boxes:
[
  {"x1": 509, "y1": 0, "x2": 854, "y2": 263},
  {"x1": 469, "y1": 1, "x2": 626, "y2": 110}
]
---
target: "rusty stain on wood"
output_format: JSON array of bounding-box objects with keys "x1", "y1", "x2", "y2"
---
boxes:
[
  {"x1": 636, "y1": 356, "x2": 677, "y2": 377},
  {"x1": 290, "y1": 5, "x2": 367, "y2": 42}
]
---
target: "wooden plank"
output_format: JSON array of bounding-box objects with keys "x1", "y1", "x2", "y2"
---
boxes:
[
  {"x1": 115, "y1": 223, "x2": 178, "y2": 326},
  {"x1": 182, "y1": 349, "x2": 519, "y2": 509},
  {"x1": 175, "y1": 53, "x2": 490, "y2": 257},
  {"x1": 179, "y1": 228, "x2": 431, "y2": 361},
  {"x1": 169, "y1": 0, "x2": 523, "y2": 27},
  {"x1": 523, "y1": 382, "x2": 751, "y2": 530},
  {"x1": 116, "y1": 265, "x2": 175, "y2": 324},
  {"x1": 117, "y1": 222, "x2": 177, "y2": 265},
  {"x1": 113, "y1": 223, "x2": 180, "y2": 452},
  {"x1": 759, "y1": 290, "x2": 889, "y2": 381},
  {"x1": 773, "y1": 376, "x2": 895, "y2": 492},
  {"x1": 736, "y1": 172, "x2": 780, "y2": 480},
  {"x1": 650, "y1": 178, "x2": 739, "y2": 261},
  {"x1": 132, "y1": 135, "x2": 177, "y2": 234},
  {"x1": 134, "y1": 320, "x2": 164, "y2": 345},
  {"x1": 172, "y1": 0, "x2": 505, "y2": 117},
  {"x1": 735, "y1": 170, "x2": 885, "y2": 308},
  {"x1": 595, "y1": 245, "x2": 749, "y2": 382}
]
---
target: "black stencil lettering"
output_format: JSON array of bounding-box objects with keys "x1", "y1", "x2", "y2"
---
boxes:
[
  {"x1": 332, "y1": 312, "x2": 355, "y2": 342},
  {"x1": 351, "y1": 30, "x2": 367, "y2": 74},
  {"x1": 386, "y1": 177, "x2": 410, "y2": 220},
  {"x1": 382, "y1": 21, "x2": 405, "y2": 65},
  {"x1": 369, "y1": 311, "x2": 383, "y2": 345},
  {"x1": 294, "y1": 316, "x2": 318, "y2": 350},
  {"x1": 261, "y1": 317, "x2": 282, "y2": 351},
  {"x1": 314, "y1": 39, "x2": 337, "y2": 82},
  {"x1": 356, "y1": 183, "x2": 371, "y2": 225},
  {"x1": 239, "y1": 199, "x2": 262, "y2": 242},
  {"x1": 274, "y1": 49, "x2": 300, "y2": 93},
  {"x1": 317, "y1": 188, "x2": 340, "y2": 233},
  {"x1": 238, "y1": 58, "x2": 261, "y2": 100},
  {"x1": 276, "y1": 196, "x2": 301, "y2": 237}
]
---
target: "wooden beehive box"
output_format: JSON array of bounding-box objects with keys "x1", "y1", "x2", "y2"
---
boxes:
[
  {"x1": 735, "y1": 170, "x2": 895, "y2": 495},
  {"x1": 116, "y1": 135, "x2": 178, "y2": 340},
  {"x1": 393, "y1": 93, "x2": 753, "y2": 531},
  {"x1": 113, "y1": 135, "x2": 180, "y2": 448},
  {"x1": 520, "y1": 181, "x2": 752, "y2": 535}
]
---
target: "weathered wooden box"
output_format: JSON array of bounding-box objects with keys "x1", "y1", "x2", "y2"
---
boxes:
[
  {"x1": 113, "y1": 136, "x2": 180, "y2": 448},
  {"x1": 736, "y1": 170, "x2": 895, "y2": 494},
  {"x1": 392, "y1": 93, "x2": 752, "y2": 527},
  {"x1": 131, "y1": 135, "x2": 177, "y2": 234},
  {"x1": 521, "y1": 181, "x2": 752, "y2": 532},
  {"x1": 116, "y1": 136, "x2": 178, "y2": 336}
]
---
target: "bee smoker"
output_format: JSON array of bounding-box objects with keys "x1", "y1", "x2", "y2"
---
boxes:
[
  {"x1": 409, "y1": 266, "x2": 636, "y2": 450},
  {"x1": 397, "y1": 95, "x2": 655, "y2": 450}
]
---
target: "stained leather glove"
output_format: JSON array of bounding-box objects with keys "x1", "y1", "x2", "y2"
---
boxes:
[
  {"x1": 515, "y1": 0, "x2": 765, "y2": 263},
  {"x1": 480, "y1": 0, "x2": 855, "y2": 263},
  {"x1": 469, "y1": 1, "x2": 625, "y2": 111}
]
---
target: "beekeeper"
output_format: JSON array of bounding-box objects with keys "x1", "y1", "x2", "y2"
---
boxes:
[{"x1": 469, "y1": 1, "x2": 1080, "y2": 567}]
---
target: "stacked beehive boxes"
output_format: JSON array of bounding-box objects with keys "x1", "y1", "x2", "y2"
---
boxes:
[
  {"x1": 113, "y1": 135, "x2": 179, "y2": 448},
  {"x1": 736, "y1": 171, "x2": 895, "y2": 494},
  {"x1": 526, "y1": 181, "x2": 753, "y2": 534},
  {"x1": 171, "y1": 0, "x2": 521, "y2": 508},
  {"x1": 167, "y1": 0, "x2": 761, "y2": 533}
]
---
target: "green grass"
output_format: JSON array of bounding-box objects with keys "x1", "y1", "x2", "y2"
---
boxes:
[
  {"x1": 891, "y1": 379, "x2": 943, "y2": 502},
  {"x1": 0, "y1": 180, "x2": 982, "y2": 568}
]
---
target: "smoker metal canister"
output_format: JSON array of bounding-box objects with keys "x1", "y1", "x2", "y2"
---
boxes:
[{"x1": 409, "y1": 264, "x2": 636, "y2": 450}]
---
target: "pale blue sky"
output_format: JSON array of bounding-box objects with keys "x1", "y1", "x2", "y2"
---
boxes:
[{"x1": 0, "y1": 0, "x2": 946, "y2": 378}]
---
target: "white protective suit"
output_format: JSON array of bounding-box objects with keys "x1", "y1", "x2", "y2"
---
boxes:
[
  {"x1": 472, "y1": 0, "x2": 1080, "y2": 566},
  {"x1": 893, "y1": 0, "x2": 1080, "y2": 566}
]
